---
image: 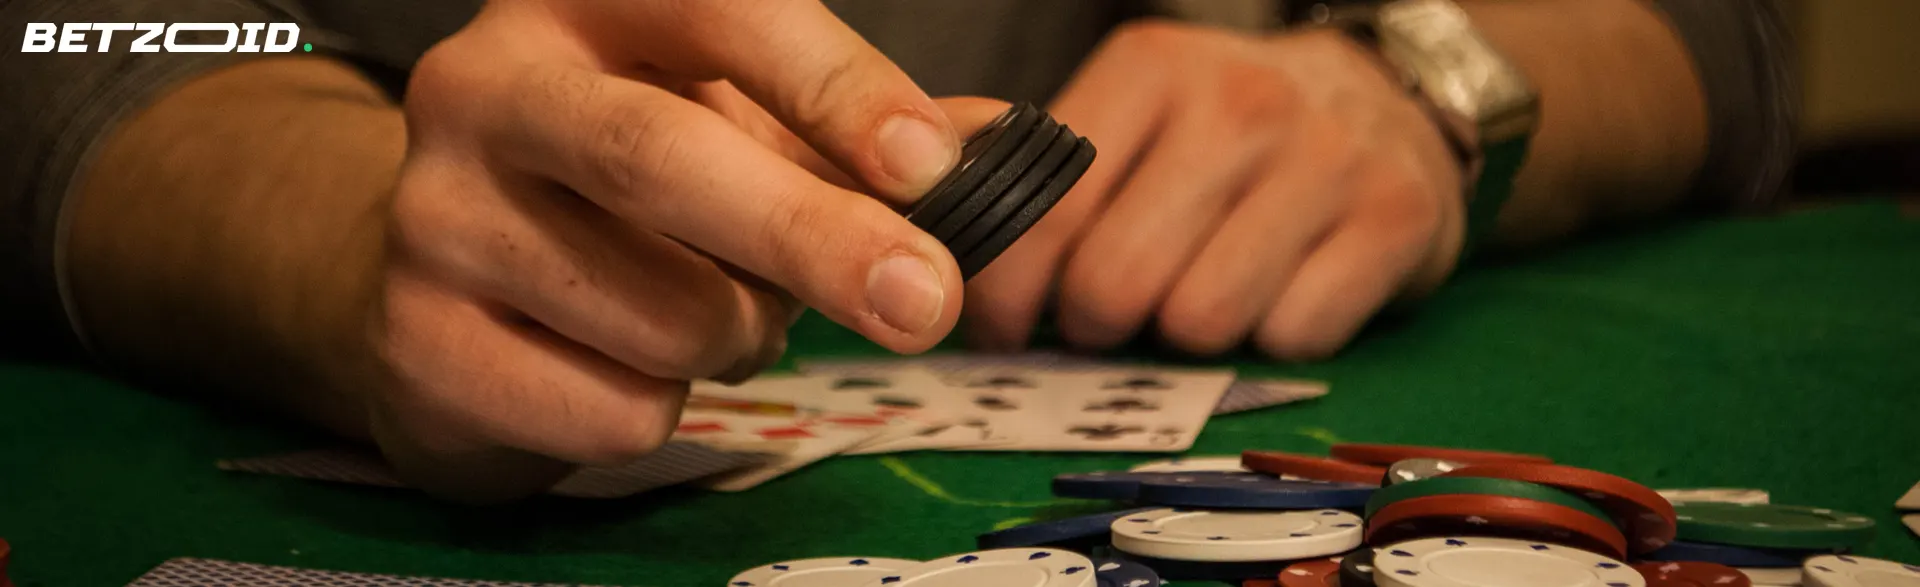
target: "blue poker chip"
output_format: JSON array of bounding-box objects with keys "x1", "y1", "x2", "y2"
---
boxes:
[
  {"x1": 1113, "y1": 553, "x2": 1292, "y2": 582},
  {"x1": 1641, "y1": 539, "x2": 1838, "y2": 568},
  {"x1": 1133, "y1": 471, "x2": 1375, "y2": 509},
  {"x1": 1053, "y1": 471, "x2": 1218, "y2": 501},
  {"x1": 977, "y1": 507, "x2": 1158, "y2": 550},
  {"x1": 1093, "y1": 557, "x2": 1163, "y2": 587}
]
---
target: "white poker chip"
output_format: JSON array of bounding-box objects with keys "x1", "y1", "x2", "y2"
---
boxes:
[
  {"x1": 1109, "y1": 508, "x2": 1361, "y2": 562},
  {"x1": 1655, "y1": 488, "x2": 1771, "y2": 505},
  {"x1": 858, "y1": 548, "x2": 1095, "y2": 587},
  {"x1": 1738, "y1": 566, "x2": 1804, "y2": 586},
  {"x1": 729, "y1": 557, "x2": 920, "y2": 587},
  {"x1": 1801, "y1": 554, "x2": 1920, "y2": 587},
  {"x1": 1129, "y1": 456, "x2": 1249, "y2": 473},
  {"x1": 1369, "y1": 536, "x2": 1644, "y2": 587}
]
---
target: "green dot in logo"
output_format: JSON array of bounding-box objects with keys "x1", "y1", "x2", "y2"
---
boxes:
[{"x1": 303, "y1": 43, "x2": 313, "y2": 52}]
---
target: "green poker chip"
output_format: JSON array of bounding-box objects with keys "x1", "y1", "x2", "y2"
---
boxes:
[
  {"x1": 1363, "y1": 476, "x2": 1611, "y2": 521},
  {"x1": 1672, "y1": 502, "x2": 1877, "y2": 550}
]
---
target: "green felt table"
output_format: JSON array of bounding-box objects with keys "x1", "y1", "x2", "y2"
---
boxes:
[{"x1": 3, "y1": 200, "x2": 1919, "y2": 587}]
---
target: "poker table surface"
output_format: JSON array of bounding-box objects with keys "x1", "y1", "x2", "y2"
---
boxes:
[{"x1": 3, "y1": 199, "x2": 1918, "y2": 586}]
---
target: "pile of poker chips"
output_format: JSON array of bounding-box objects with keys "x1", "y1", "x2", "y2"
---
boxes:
[
  {"x1": 1028, "y1": 444, "x2": 1902, "y2": 587},
  {"x1": 903, "y1": 103, "x2": 1096, "y2": 279},
  {"x1": 723, "y1": 443, "x2": 1914, "y2": 587}
]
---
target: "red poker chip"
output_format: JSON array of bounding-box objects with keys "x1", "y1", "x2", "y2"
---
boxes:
[
  {"x1": 1365, "y1": 494, "x2": 1630, "y2": 560},
  {"x1": 1633, "y1": 561, "x2": 1753, "y2": 587},
  {"x1": 2, "y1": 537, "x2": 11, "y2": 587},
  {"x1": 1278, "y1": 557, "x2": 1342, "y2": 587},
  {"x1": 1242, "y1": 451, "x2": 1385, "y2": 484},
  {"x1": 1331, "y1": 443, "x2": 1552, "y2": 466},
  {"x1": 1439, "y1": 462, "x2": 1677, "y2": 554},
  {"x1": 1242, "y1": 581, "x2": 1279, "y2": 587}
]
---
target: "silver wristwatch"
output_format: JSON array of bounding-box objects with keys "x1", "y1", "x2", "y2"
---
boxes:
[{"x1": 1296, "y1": 0, "x2": 1541, "y2": 248}]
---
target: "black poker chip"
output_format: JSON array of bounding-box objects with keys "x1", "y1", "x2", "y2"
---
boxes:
[
  {"x1": 1340, "y1": 546, "x2": 1380, "y2": 587},
  {"x1": 959, "y1": 136, "x2": 1093, "y2": 277},
  {"x1": 904, "y1": 103, "x2": 1097, "y2": 280},
  {"x1": 905, "y1": 104, "x2": 1041, "y2": 233},
  {"x1": 927, "y1": 116, "x2": 1059, "y2": 243}
]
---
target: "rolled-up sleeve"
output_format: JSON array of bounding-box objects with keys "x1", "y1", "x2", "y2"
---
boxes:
[
  {"x1": 0, "y1": 0, "x2": 350, "y2": 359},
  {"x1": 1648, "y1": 0, "x2": 1801, "y2": 212}
]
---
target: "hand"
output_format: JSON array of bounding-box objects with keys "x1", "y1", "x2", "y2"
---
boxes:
[
  {"x1": 371, "y1": 0, "x2": 980, "y2": 501},
  {"x1": 965, "y1": 21, "x2": 1467, "y2": 361}
]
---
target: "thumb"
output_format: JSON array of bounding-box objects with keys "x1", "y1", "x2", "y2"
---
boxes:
[{"x1": 935, "y1": 97, "x2": 1019, "y2": 141}]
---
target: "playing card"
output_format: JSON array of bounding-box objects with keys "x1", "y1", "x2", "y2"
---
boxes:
[
  {"x1": 691, "y1": 370, "x2": 963, "y2": 452},
  {"x1": 217, "y1": 441, "x2": 769, "y2": 499},
  {"x1": 795, "y1": 351, "x2": 1109, "y2": 375},
  {"x1": 1898, "y1": 479, "x2": 1920, "y2": 510},
  {"x1": 127, "y1": 557, "x2": 609, "y2": 586},
  {"x1": 1905, "y1": 514, "x2": 1920, "y2": 536},
  {"x1": 798, "y1": 353, "x2": 1326, "y2": 418},
  {"x1": 671, "y1": 396, "x2": 888, "y2": 491},
  {"x1": 1211, "y1": 378, "x2": 1329, "y2": 415},
  {"x1": 959, "y1": 367, "x2": 1234, "y2": 452}
]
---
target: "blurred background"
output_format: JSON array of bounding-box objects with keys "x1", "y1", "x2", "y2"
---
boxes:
[{"x1": 1774, "y1": 0, "x2": 1918, "y2": 197}]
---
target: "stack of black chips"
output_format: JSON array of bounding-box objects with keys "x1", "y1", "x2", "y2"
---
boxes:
[{"x1": 904, "y1": 103, "x2": 1097, "y2": 279}]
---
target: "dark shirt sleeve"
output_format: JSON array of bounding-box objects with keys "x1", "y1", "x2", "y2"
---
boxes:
[
  {"x1": 0, "y1": 0, "x2": 353, "y2": 360},
  {"x1": 1648, "y1": 0, "x2": 1801, "y2": 212}
]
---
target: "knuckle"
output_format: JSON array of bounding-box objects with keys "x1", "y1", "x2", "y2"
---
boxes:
[
  {"x1": 1061, "y1": 262, "x2": 1152, "y2": 343},
  {"x1": 1157, "y1": 296, "x2": 1244, "y2": 356},
  {"x1": 405, "y1": 42, "x2": 490, "y2": 129},
  {"x1": 642, "y1": 298, "x2": 746, "y2": 379},
  {"x1": 1362, "y1": 167, "x2": 1447, "y2": 242},
  {"x1": 581, "y1": 89, "x2": 677, "y2": 199},
  {"x1": 754, "y1": 189, "x2": 832, "y2": 279},
  {"x1": 388, "y1": 164, "x2": 485, "y2": 275},
  {"x1": 1253, "y1": 319, "x2": 1341, "y2": 362},
  {"x1": 578, "y1": 385, "x2": 684, "y2": 466},
  {"x1": 1212, "y1": 62, "x2": 1301, "y2": 127},
  {"x1": 789, "y1": 57, "x2": 864, "y2": 136}
]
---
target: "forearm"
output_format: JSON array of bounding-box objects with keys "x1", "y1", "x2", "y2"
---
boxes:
[
  {"x1": 1462, "y1": 0, "x2": 1712, "y2": 246},
  {"x1": 67, "y1": 56, "x2": 403, "y2": 439}
]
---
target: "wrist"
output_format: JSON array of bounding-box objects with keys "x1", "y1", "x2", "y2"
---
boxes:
[{"x1": 1294, "y1": 0, "x2": 1540, "y2": 252}]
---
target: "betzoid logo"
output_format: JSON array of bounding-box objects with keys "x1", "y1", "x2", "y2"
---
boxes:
[{"x1": 20, "y1": 23, "x2": 306, "y2": 53}]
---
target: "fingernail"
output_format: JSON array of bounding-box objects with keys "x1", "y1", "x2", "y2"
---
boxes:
[
  {"x1": 876, "y1": 114, "x2": 956, "y2": 195},
  {"x1": 866, "y1": 254, "x2": 945, "y2": 334}
]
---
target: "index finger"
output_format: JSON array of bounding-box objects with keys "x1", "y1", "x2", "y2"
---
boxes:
[{"x1": 543, "y1": 1, "x2": 960, "y2": 203}]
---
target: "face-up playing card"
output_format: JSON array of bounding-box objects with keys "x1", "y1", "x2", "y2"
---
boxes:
[
  {"x1": 797, "y1": 353, "x2": 1327, "y2": 418},
  {"x1": 951, "y1": 367, "x2": 1235, "y2": 452},
  {"x1": 216, "y1": 441, "x2": 771, "y2": 499},
  {"x1": 794, "y1": 351, "x2": 1110, "y2": 375},
  {"x1": 127, "y1": 558, "x2": 609, "y2": 586},
  {"x1": 670, "y1": 396, "x2": 889, "y2": 491},
  {"x1": 692, "y1": 370, "x2": 958, "y2": 451},
  {"x1": 694, "y1": 368, "x2": 1021, "y2": 454}
]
